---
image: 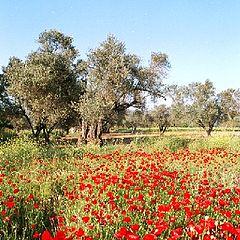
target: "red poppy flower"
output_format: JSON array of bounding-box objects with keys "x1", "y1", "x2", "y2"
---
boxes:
[
  {"x1": 221, "y1": 210, "x2": 232, "y2": 218},
  {"x1": 235, "y1": 188, "x2": 240, "y2": 196},
  {"x1": 218, "y1": 198, "x2": 229, "y2": 207},
  {"x1": 130, "y1": 224, "x2": 140, "y2": 232},
  {"x1": 123, "y1": 216, "x2": 132, "y2": 223},
  {"x1": 1, "y1": 210, "x2": 6, "y2": 216},
  {"x1": 75, "y1": 228, "x2": 84, "y2": 237},
  {"x1": 82, "y1": 216, "x2": 90, "y2": 223},
  {"x1": 33, "y1": 231, "x2": 39, "y2": 239},
  {"x1": 6, "y1": 201, "x2": 14, "y2": 208},
  {"x1": 41, "y1": 230, "x2": 53, "y2": 240},
  {"x1": 13, "y1": 188, "x2": 19, "y2": 194},
  {"x1": 26, "y1": 193, "x2": 34, "y2": 201},
  {"x1": 142, "y1": 233, "x2": 157, "y2": 240},
  {"x1": 170, "y1": 227, "x2": 182, "y2": 239},
  {"x1": 114, "y1": 227, "x2": 128, "y2": 238},
  {"x1": 220, "y1": 222, "x2": 237, "y2": 235},
  {"x1": 195, "y1": 224, "x2": 204, "y2": 235},
  {"x1": 203, "y1": 235, "x2": 211, "y2": 240},
  {"x1": 85, "y1": 237, "x2": 94, "y2": 240},
  {"x1": 54, "y1": 230, "x2": 66, "y2": 240},
  {"x1": 34, "y1": 203, "x2": 39, "y2": 209}
]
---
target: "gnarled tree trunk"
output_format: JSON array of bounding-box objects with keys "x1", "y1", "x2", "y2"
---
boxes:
[
  {"x1": 78, "y1": 119, "x2": 89, "y2": 144},
  {"x1": 78, "y1": 119, "x2": 103, "y2": 146}
]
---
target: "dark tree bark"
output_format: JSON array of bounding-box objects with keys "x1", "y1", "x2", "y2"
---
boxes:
[
  {"x1": 78, "y1": 119, "x2": 103, "y2": 146},
  {"x1": 198, "y1": 116, "x2": 221, "y2": 136},
  {"x1": 159, "y1": 124, "x2": 167, "y2": 134},
  {"x1": 131, "y1": 126, "x2": 137, "y2": 134}
]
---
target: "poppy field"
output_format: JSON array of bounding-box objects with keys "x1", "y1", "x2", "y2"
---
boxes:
[{"x1": 0, "y1": 137, "x2": 240, "y2": 240}]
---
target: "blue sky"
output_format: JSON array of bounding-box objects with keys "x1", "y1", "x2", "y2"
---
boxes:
[{"x1": 1, "y1": 0, "x2": 240, "y2": 92}]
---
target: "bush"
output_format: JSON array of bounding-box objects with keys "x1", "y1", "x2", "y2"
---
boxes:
[
  {"x1": 166, "y1": 137, "x2": 191, "y2": 151},
  {"x1": 0, "y1": 130, "x2": 17, "y2": 142}
]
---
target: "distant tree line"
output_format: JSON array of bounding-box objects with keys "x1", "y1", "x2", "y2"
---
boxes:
[
  {"x1": 1, "y1": 30, "x2": 240, "y2": 144},
  {"x1": 123, "y1": 80, "x2": 240, "y2": 136}
]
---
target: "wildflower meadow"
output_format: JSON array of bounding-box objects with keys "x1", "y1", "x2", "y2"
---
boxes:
[{"x1": 0, "y1": 136, "x2": 240, "y2": 240}]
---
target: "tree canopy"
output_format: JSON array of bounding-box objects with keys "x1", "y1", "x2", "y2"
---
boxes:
[
  {"x1": 187, "y1": 80, "x2": 223, "y2": 135},
  {"x1": 4, "y1": 30, "x2": 83, "y2": 142},
  {"x1": 74, "y1": 35, "x2": 170, "y2": 144},
  {"x1": 2, "y1": 29, "x2": 240, "y2": 143}
]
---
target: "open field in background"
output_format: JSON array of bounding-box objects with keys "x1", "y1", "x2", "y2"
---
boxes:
[
  {"x1": 0, "y1": 133, "x2": 240, "y2": 239},
  {"x1": 62, "y1": 127, "x2": 240, "y2": 146},
  {"x1": 115, "y1": 127, "x2": 240, "y2": 134},
  {"x1": 106, "y1": 128, "x2": 240, "y2": 138}
]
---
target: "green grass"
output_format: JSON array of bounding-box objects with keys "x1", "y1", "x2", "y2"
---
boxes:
[{"x1": 115, "y1": 126, "x2": 240, "y2": 134}]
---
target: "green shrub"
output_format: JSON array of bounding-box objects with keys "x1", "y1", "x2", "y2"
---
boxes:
[
  {"x1": 166, "y1": 137, "x2": 191, "y2": 151},
  {"x1": 0, "y1": 130, "x2": 17, "y2": 142}
]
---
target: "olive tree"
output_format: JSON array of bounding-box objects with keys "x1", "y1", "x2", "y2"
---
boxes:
[
  {"x1": 75, "y1": 35, "x2": 170, "y2": 145},
  {"x1": 187, "y1": 80, "x2": 223, "y2": 136},
  {"x1": 123, "y1": 109, "x2": 145, "y2": 134},
  {"x1": 4, "y1": 30, "x2": 82, "y2": 142},
  {"x1": 151, "y1": 104, "x2": 170, "y2": 134},
  {"x1": 167, "y1": 85, "x2": 191, "y2": 127},
  {"x1": 0, "y1": 74, "x2": 15, "y2": 130},
  {"x1": 218, "y1": 88, "x2": 240, "y2": 126}
]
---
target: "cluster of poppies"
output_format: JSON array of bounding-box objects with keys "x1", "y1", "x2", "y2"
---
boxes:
[{"x1": 0, "y1": 147, "x2": 239, "y2": 239}]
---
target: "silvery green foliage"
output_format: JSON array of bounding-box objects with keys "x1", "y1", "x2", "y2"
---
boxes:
[
  {"x1": 186, "y1": 80, "x2": 223, "y2": 136},
  {"x1": 5, "y1": 30, "x2": 82, "y2": 142},
  {"x1": 75, "y1": 35, "x2": 170, "y2": 143},
  {"x1": 168, "y1": 85, "x2": 191, "y2": 127},
  {"x1": 218, "y1": 88, "x2": 240, "y2": 122}
]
